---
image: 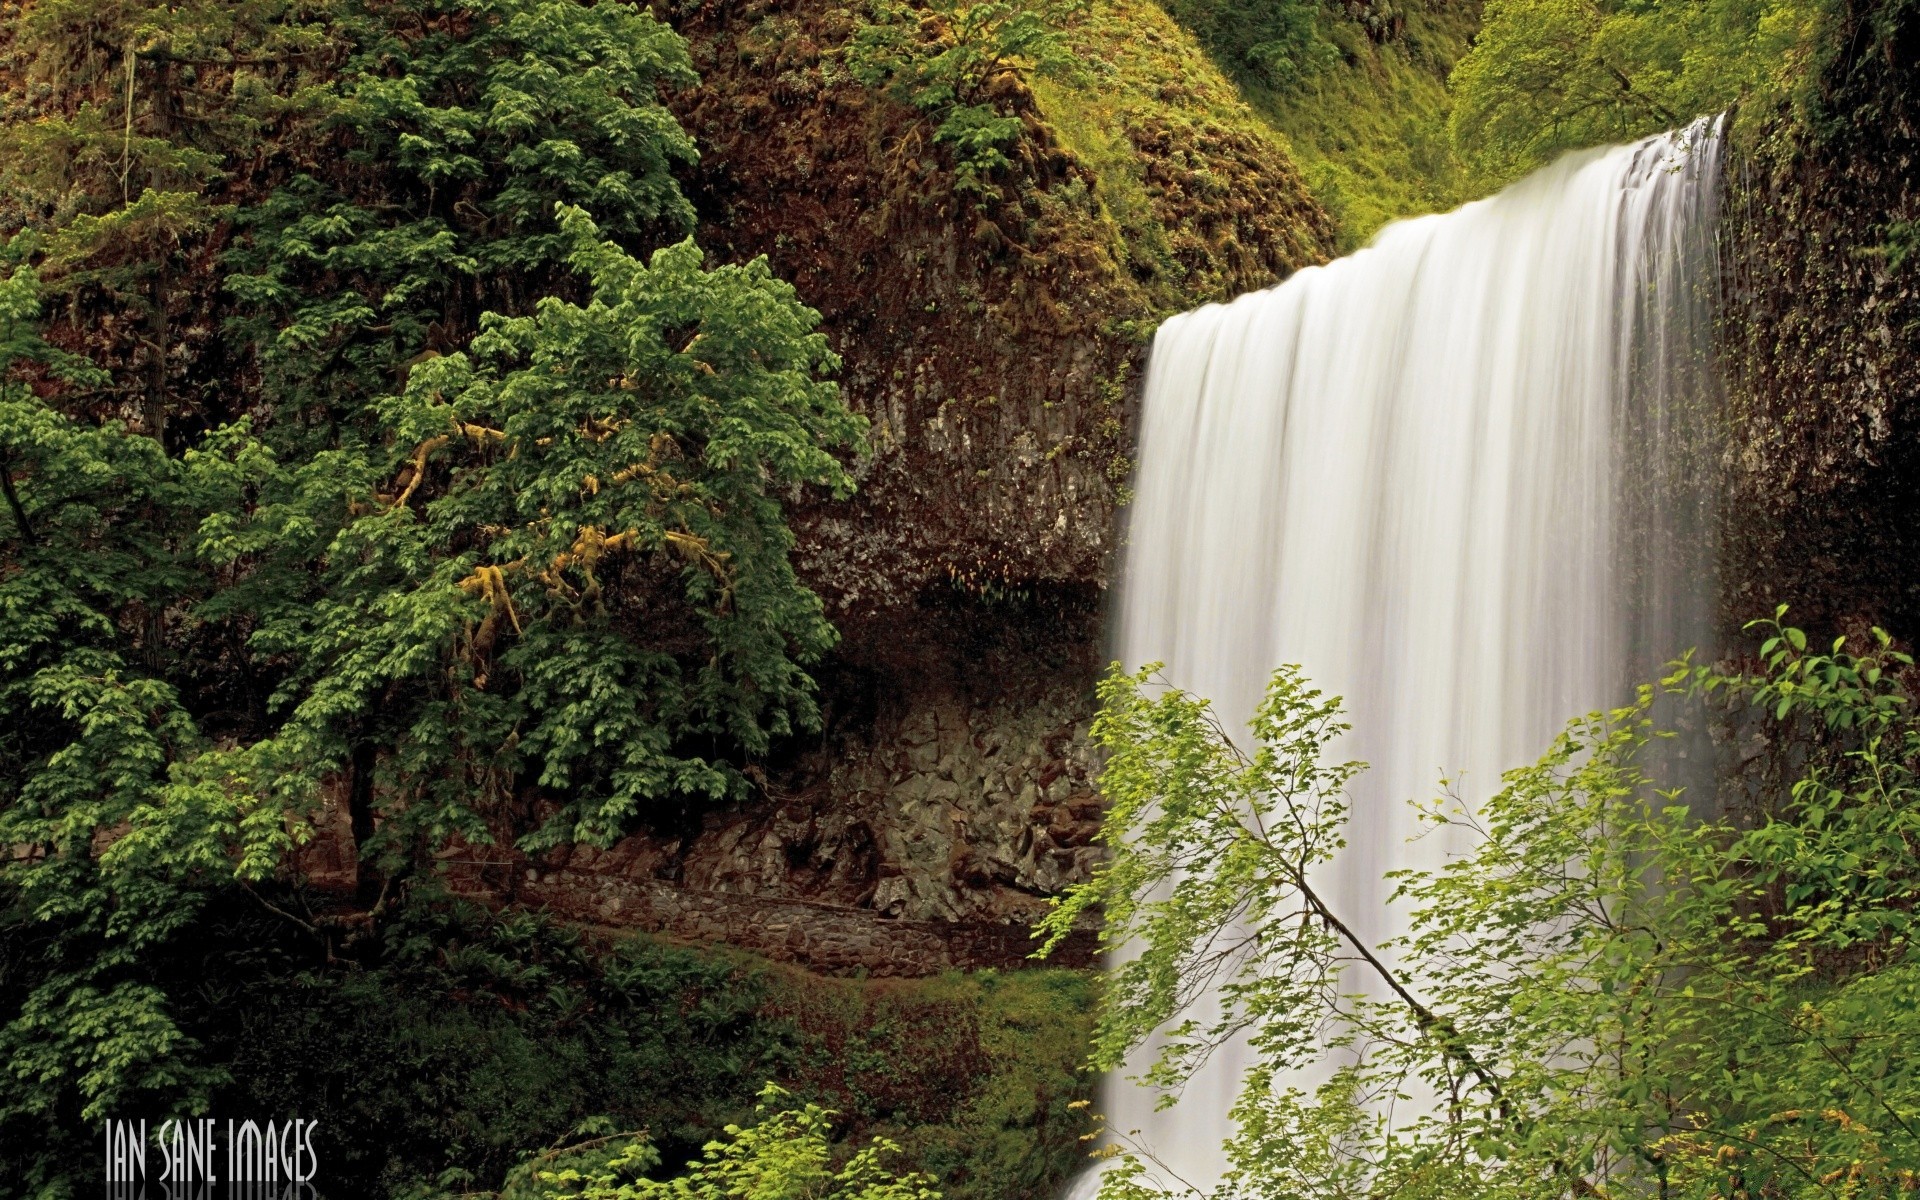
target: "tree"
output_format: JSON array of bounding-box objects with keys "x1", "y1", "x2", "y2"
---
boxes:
[
  {"x1": 1, "y1": 203, "x2": 862, "y2": 1144},
  {"x1": 226, "y1": 0, "x2": 701, "y2": 427},
  {"x1": 217, "y1": 205, "x2": 863, "y2": 870},
  {"x1": 0, "y1": 265, "x2": 290, "y2": 1145},
  {"x1": 0, "y1": 0, "x2": 867, "y2": 1176},
  {"x1": 1042, "y1": 616, "x2": 1920, "y2": 1198}
]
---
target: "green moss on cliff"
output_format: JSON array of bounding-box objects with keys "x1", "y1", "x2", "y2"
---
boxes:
[
  {"x1": 1033, "y1": 0, "x2": 1474, "y2": 261},
  {"x1": 1030, "y1": 0, "x2": 1334, "y2": 306},
  {"x1": 1243, "y1": 0, "x2": 1478, "y2": 249}
]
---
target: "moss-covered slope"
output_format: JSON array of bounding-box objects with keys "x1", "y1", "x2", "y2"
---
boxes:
[
  {"x1": 1120, "y1": 0, "x2": 1481, "y2": 250},
  {"x1": 1032, "y1": 0, "x2": 1334, "y2": 303},
  {"x1": 1237, "y1": 0, "x2": 1479, "y2": 248}
]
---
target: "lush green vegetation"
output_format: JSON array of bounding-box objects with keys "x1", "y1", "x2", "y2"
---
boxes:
[
  {"x1": 1155, "y1": 0, "x2": 1339, "y2": 91},
  {"x1": 0, "y1": 0, "x2": 876, "y2": 1185},
  {"x1": 1150, "y1": 0, "x2": 1475, "y2": 247},
  {"x1": 1241, "y1": 0, "x2": 1474, "y2": 249},
  {"x1": 0, "y1": 0, "x2": 1904, "y2": 1194},
  {"x1": 1044, "y1": 614, "x2": 1920, "y2": 1197},
  {"x1": 1022, "y1": 0, "x2": 1334, "y2": 305},
  {"x1": 1153, "y1": 0, "x2": 1850, "y2": 238},
  {"x1": 0, "y1": 0, "x2": 1146, "y2": 1193},
  {"x1": 1, "y1": 885, "x2": 1093, "y2": 1197},
  {"x1": 1448, "y1": 0, "x2": 1834, "y2": 185},
  {"x1": 525, "y1": 1084, "x2": 941, "y2": 1200}
]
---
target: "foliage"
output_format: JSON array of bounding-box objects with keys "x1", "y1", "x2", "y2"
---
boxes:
[
  {"x1": 1043, "y1": 616, "x2": 1920, "y2": 1199},
  {"x1": 0, "y1": 0, "x2": 338, "y2": 224},
  {"x1": 847, "y1": 0, "x2": 1082, "y2": 194},
  {"x1": 1128, "y1": 0, "x2": 1470, "y2": 249},
  {"x1": 759, "y1": 968, "x2": 1098, "y2": 1200},
  {"x1": 532, "y1": 1084, "x2": 942, "y2": 1200},
  {"x1": 1019, "y1": 0, "x2": 1337, "y2": 305},
  {"x1": 1447, "y1": 0, "x2": 1834, "y2": 185},
  {"x1": 226, "y1": 0, "x2": 701, "y2": 431},
  {"x1": 0, "y1": 266, "x2": 293, "y2": 1146},
  {"x1": 0, "y1": 884, "x2": 1093, "y2": 1198},
  {"x1": 1241, "y1": 0, "x2": 1473, "y2": 249},
  {"x1": 0, "y1": 0, "x2": 866, "y2": 1162},
  {"x1": 0, "y1": 0, "x2": 344, "y2": 435},
  {"x1": 1037, "y1": 662, "x2": 1363, "y2": 1095},
  {"x1": 1154, "y1": 0, "x2": 1338, "y2": 92},
  {"x1": 204, "y1": 899, "x2": 780, "y2": 1197},
  {"x1": 1875, "y1": 218, "x2": 1920, "y2": 275},
  {"x1": 218, "y1": 207, "x2": 863, "y2": 865}
]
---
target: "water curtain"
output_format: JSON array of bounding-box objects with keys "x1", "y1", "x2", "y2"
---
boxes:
[{"x1": 1093, "y1": 119, "x2": 1725, "y2": 1194}]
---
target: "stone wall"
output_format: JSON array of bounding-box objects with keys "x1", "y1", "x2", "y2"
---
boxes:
[
  {"x1": 537, "y1": 677, "x2": 1103, "y2": 926},
  {"x1": 520, "y1": 589, "x2": 1109, "y2": 944}
]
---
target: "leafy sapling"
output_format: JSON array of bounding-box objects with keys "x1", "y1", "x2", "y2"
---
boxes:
[{"x1": 1044, "y1": 629, "x2": 1920, "y2": 1199}]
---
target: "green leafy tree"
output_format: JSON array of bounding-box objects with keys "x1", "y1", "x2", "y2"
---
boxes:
[
  {"x1": 0, "y1": 0, "x2": 868, "y2": 1177},
  {"x1": 0, "y1": 265, "x2": 296, "y2": 1145},
  {"x1": 221, "y1": 205, "x2": 863, "y2": 867},
  {"x1": 1043, "y1": 617, "x2": 1920, "y2": 1198},
  {"x1": 226, "y1": 0, "x2": 700, "y2": 436},
  {"x1": 1447, "y1": 0, "x2": 1830, "y2": 185}
]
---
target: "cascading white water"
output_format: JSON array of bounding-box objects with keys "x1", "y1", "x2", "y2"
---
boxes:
[{"x1": 1085, "y1": 121, "x2": 1724, "y2": 1196}]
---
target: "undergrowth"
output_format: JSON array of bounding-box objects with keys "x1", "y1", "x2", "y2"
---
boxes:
[
  {"x1": 0, "y1": 892, "x2": 1095, "y2": 1200},
  {"x1": 1237, "y1": 0, "x2": 1478, "y2": 249},
  {"x1": 761, "y1": 967, "x2": 1097, "y2": 1200}
]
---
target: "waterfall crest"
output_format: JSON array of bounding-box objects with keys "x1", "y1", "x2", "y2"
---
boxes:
[{"x1": 1092, "y1": 121, "x2": 1724, "y2": 1195}]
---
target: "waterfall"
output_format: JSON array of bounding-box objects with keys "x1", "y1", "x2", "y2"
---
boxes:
[{"x1": 1086, "y1": 121, "x2": 1724, "y2": 1195}]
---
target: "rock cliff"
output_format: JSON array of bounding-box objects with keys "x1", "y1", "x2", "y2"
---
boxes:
[{"x1": 1720, "y1": 0, "x2": 1920, "y2": 638}]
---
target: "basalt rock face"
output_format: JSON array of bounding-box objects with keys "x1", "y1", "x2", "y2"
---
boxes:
[
  {"x1": 1719, "y1": 0, "x2": 1920, "y2": 639},
  {"x1": 544, "y1": 592, "x2": 1108, "y2": 929},
  {"x1": 457, "y1": 590, "x2": 1110, "y2": 974},
  {"x1": 674, "y1": 0, "x2": 1133, "y2": 616},
  {"x1": 668, "y1": 0, "x2": 1329, "y2": 615}
]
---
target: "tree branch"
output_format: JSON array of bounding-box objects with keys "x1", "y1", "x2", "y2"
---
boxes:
[
  {"x1": 0, "y1": 446, "x2": 37, "y2": 546},
  {"x1": 1602, "y1": 60, "x2": 1679, "y2": 124},
  {"x1": 1281, "y1": 862, "x2": 1605, "y2": 1195}
]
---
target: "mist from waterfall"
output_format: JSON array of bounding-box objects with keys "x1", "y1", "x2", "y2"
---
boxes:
[{"x1": 1087, "y1": 120, "x2": 1725, "y2": 1195}]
